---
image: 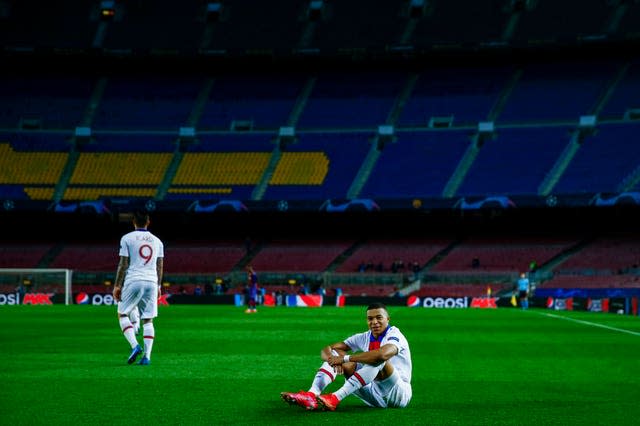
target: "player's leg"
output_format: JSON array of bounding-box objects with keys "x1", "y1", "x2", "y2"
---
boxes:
[
  {"x1": 117, "y1": 283, "x2": 143, "y2": 364},
  {"x1": 281, "y1": 349, "x2": 344, "y2": 410},
  {"x1": 137, "y1": 282, "x2": 158, "y2": 365},
  {"x1": 129, "y1": 307, "x2": 140, "y2": 334},
  {"x1": 317, "y1": 361, "x2": 393, "y2": 411},
  {"x1": 379, "y1": 373, "x2": 412, "y2": 408}
]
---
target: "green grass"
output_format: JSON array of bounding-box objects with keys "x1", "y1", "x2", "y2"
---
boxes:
[{"x1": 1, "y1": 305, "x2": 640, "y2": 425}]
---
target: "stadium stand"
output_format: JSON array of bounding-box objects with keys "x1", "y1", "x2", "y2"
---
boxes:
[
  {"x1": 599, "y1": 59, "x2": 640, "y2": 120},
  {"x1": 94, "y1": 76, "x2": 202, "y2": 130},
  {"x1": 457, "y1": 126, "x2": 573, "y2": 196},
  {"x1": 336, "y1": 238, "x2": 451, "y2": 273},
  {"x1": 498, "y1": 61, "x2": 619, "y2": 123},
  {"x1": 0, "y1": 244, "x2": 52, "y2": 268},
  {"x1": 0, "y1": 75, "x2": 94, "y2": 129},
  {"x1": 249, "y1": 239, "x2": 354, "y2": 272},
  {"x1": 101, "y1": 0, "x2": 205, "y2": 52},
  {"x1": 163, "y1": 241, "x2": 246, "y2": 274},
  {"x1": 430, "y1": 236, "x2": 578, "y2": 273},
  {"x1": 553, "y1": 236, "x2": 640, "y2": 274},
  {"x1": 553, "y1": 122, "x2": 640, "y2": 194},
  {"x1": 199, "y1": 73, "x2": 306, "y2": 130},
  {"x1": 361, "y1": 130, "x2": 473, "y2": 198},
  {"x1": 297, "y1": 71, "x2": 405, "y2": 129},
  {"x1": 49, "y1": 244, "x2": 117, "y2": 271},
  {"x1": 0, "y1": 0, "x2": 638, "y2": 299},
  {"x1": 398, "y1": 66, "x2": 512, "y2": 127},
  {"x1": 264, "y1": 132, "x2": 372, "y2": 199}
]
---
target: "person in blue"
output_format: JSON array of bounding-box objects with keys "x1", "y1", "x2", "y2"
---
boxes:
[
  {"x1": 245, "y1": 265, "x2": 258, "y2": 313},
  {"x1": 517, "y1": 272, "x2": 530, "y2": 310}
]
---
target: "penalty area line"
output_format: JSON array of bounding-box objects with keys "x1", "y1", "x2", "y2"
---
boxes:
[{"x1": 538, "y1": 312, "x2": 640, "y2": 337}]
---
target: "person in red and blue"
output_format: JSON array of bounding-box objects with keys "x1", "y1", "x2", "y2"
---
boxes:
[{"x1": 245, "y1": 265, "x2": 258, "y2": 314}]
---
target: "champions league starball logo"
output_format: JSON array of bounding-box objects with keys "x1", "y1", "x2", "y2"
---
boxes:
[{"x1": 75, "y1": 292, "x2": 90, "y2": 305}]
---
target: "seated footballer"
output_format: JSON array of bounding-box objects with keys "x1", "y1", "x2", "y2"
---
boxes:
[{"x1": 281, "y1": 302, "x2": 412, "y2": 411}]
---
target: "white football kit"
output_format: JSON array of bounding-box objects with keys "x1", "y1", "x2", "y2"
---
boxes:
[
  {"x1": 343, "y1": 325, "x2": 413, "y2": 408},
  {"x1": 117, "y1": 229, "x2": 164, "y2": 320}
]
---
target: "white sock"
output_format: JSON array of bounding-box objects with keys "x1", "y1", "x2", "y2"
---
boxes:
[
  {"x1": 309, "y1": 350, "x2": 340, "y2": 395},
  {"x1": 309, "y1": 362, "x2": 336, "y2": 395},
  {"x1": 143, "y1": 322, "x2": 155, "y2": 359},
  {"x1": 119, "y1": 316, "x2": 139, "y2": 348},
  {"x1": 129, "y1": 309, "x2": 140, "y2": 334},
  {"x1": 334, "y1": 364, "x2": 382, "y2": 401}
]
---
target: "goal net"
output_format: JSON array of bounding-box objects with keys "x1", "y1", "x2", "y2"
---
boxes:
[{"x1": 0, "y1": 268, "x2": 72, "y2": 305}]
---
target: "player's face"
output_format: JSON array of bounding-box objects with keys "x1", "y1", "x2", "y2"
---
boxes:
[{"x1": 366, "y1": 308, "x2": 389, "y2": 338}]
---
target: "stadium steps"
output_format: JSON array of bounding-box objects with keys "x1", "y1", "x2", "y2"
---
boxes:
[
  {"x1": 538, "y1": 62, "x2": 629, "y2": 197},
  {"x1": 37, "y1": 242, "x2": 66, "y2": 268},
  {"x1": 80, "y1": 77, "x2": 108, "y2": 127},
  {"x1": 487, "y1": 68, "x2": 522, "y2": 121},
  {"x1": 441, "y1": 68, "x2": 522, "y2": 198},
  {"x1": 537, "y1": 130, "x2": 582, "y2": 196},
  {"x1": 536, "y1": 237, "x2": 597, "y2": 274},
  {"x1": 52, "y1": 148, "x2": 79, "y2": 203},
  {"x1": 589, "y1": 62, "x2": 629, "y2": 116},
  {"x1": 286, "y1": 76, "x2": 316, "y2": 127},
  {"x1": 251, "y1": 145, "x2": 281, "y2": 201},
  {"x1": 618, "y1": 164, "x2": 640, "y2": 192},
  {"x1": 420, "y1": 239, "x2": 462, "y2": 272},
  {"x1": 156, "y1": 148, "x2": 183, "y2": 200},
  {"x1": 52, "y1": 77, "x2": 110, "y2": 202},
  {"x1": 251, "y1": 76, "x2": 316, "y2": 201},
  {"x1": 385, "y1": 73, "x2": 418, "y2": 125},
  {"x1": 188, "y1": 78, "x2": 215, "y2": 127},
  {"x1": 346, "y1": 143, "x2": 381, "y2": 199},
  {"x1": 324, "y1": 239, "x2": 366, "y2": 273},
  {"x1": 231, "y1": 240, "x2": 266, "y2": 273},
  {"x1": 441, "y1": 134, "x2": 481, "y2": 198},
  {"x1": 156, "y1": 78, "x2": 214, "y2": 200},
  {"x1": 346, "y1": 73, "x2": 417, "y2": 199}
]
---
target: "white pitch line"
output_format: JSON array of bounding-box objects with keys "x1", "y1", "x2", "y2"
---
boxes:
[{"x1": 539, "y1": 312, "x2": 640, "y2": 337}]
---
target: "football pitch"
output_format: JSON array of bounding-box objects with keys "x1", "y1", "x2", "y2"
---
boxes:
[{"x1": 1, "y1": 305, "x2": 639, "y2": 425}]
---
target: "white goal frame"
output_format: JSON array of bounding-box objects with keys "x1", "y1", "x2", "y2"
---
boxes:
[{"x1": 0, "y1": 268, "x2": 73, "y2": 305}]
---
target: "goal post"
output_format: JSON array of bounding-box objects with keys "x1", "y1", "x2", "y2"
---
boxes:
[{"x1": 0, "y1": 268, "x2": 73, "y2": 305}]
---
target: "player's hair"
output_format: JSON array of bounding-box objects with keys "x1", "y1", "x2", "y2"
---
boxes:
[
  {"x1": 367, "y1": 302, "x2": 388, "y2": 314},
  {"x1": 133, "y1": 211, "x2": 150, "y2": 228}
]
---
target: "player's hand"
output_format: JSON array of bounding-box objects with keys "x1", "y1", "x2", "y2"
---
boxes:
[
  {"x1": 113, "y1": 286, "x2": 121, "y2": 302},
  {"x1": 327, "y1": 355, "x2": 343, "y2": 366}
]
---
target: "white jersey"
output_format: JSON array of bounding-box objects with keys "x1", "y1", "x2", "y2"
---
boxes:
[
  {"x1": 119, "y1": 229, "x2": 164, "y2": 285},
  {"x1": 344, "y1": 325, "x2": 412, "y2": 384}
]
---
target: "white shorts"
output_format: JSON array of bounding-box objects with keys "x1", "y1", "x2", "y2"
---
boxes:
[
  {"x1": 353, "y1": 370, "x2": 412, "y2": 408},
  {"x1": 117, "y1": 280, "x2": 158, "y2": 319}
]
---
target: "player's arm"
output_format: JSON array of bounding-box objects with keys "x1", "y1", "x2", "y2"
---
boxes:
[
  {"x1": 328, "y1": 343, "x2": 398, "y2": 367},
  {"x1": 156, "y1": 257, "x2": 164, "y2": 297},
  {"x1": 321, "y1": 341, "x2": 351, "y2": 362},
  {"x1": 113, "y1": 256, "x2": 129, "y2": 302}
]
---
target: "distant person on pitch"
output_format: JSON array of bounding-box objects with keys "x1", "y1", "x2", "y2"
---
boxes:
[
  {"x1": 281, "y1": 302, "x2": 412, "y2": 411},
  {"x1": 245, "y1": 265, "x2": 258, "y2": 313},
  {"x1": 517, "y1": 272, "x2": 530, "y2": 310},
  {"x1": 113, "y1": 211, "x2": 164, "y2": 365}
]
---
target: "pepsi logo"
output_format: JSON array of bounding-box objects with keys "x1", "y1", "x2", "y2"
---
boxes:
[
  {"x1": 76, "y1": 292, "x2": 89, "y2": 304},
  {"x1": 407, "y1": 295, "x2": 420, "y2": 307}
]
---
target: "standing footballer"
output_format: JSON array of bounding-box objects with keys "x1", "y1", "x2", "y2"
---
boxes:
[{"x1": 113, "y1": 211, "x2": 164, "y2": 365}]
